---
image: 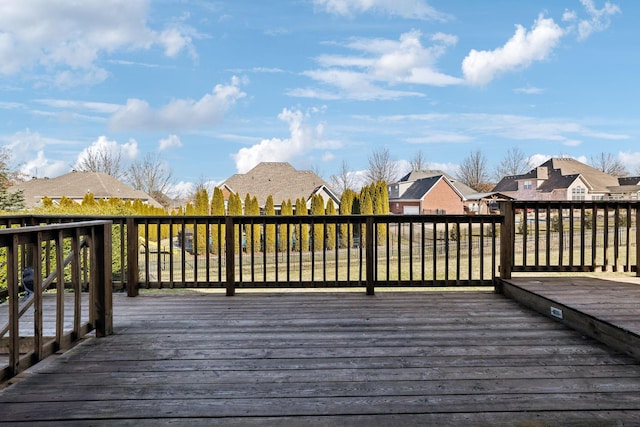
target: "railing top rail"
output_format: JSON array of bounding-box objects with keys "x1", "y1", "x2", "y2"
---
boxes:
[
  {"x1": 0, "y1": 220, "x2": 112, "y2": 246},
  {"x1": 510, "y1": 200, "x2": 640, "y2": 207}
]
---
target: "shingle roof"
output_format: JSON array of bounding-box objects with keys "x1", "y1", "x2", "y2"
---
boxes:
[
  {"x1": 9, "y1": 171, "x2": 161, "y2": 208},
  {"x1": 220, "y1": 162, "x2": 337, "y2": 206},
  {"x1": 400, "y1": 170, "x2": 476, "y2": 197},
  {"x1": 493, "y1": 158, "x2": 620, "y2": 194},
  {"x1": 618, "y1": 176, "x2": 640, "y2": 186},
  {"x1": 392, "y1": 175, "x2": 442, "y2": 200},
  {"x1": 546, "y1": 158, "x2": 618, "y2": 191}
]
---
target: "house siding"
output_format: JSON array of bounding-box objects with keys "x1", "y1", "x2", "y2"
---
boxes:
[{"x1": 422, "y1": 179, "x2": 465, "y2": 214}]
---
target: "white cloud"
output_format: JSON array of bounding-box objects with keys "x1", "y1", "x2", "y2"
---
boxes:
[
  {"x1": 0, "y1": 129, "x2": 75, "y2": 178},
  {"x1": 232, "y1": 108, "x2": 339, "y2": 173},
  {"x1": 167, "y1": 181, "x2": 195, "y2": 200},
  {"x1": 20, "y1": 151, "x2": 68, "y2": 179},
  {"x1": 514, "y1": 86, "x2": 544, "y2": 95},
  {"x1": 109, "y1": 76, "x2": 246, "y2": 131},
  {"x1": 618, "y1": 152, "x2": 640, "y2": 174},
  {"x1": 313, "y1": 0, "x2": 449, "y2": 20},
  {"x1": 36, "y1": 99, "x2": 121, "y2": 114},
  {"x1": 2, "y1": 129, "x2": 77, "y2": 176},
  {"x1": 406, "y1": 132, "x2": 473, "y2": 144},
  {"x1": 74, "y1": 136, "x2": 139, "y2": 171},
  {"x1": 295, "y1": 30, "x2": 461, "y2": 100},
  {"x1": 0, "y1": 0, "x2": 196, "y2": 84},
  {"x1": 577, "y1": 0, "x2": 621, "y2": 40},
  {"x1": 159, "y1": 134, "x2": 183, "y2": 151},
  {"x1": 462, "y1": 15, "x2": 564, "y2": 86},
  {"x1": 528, "y1": 154, "x2": 552, "y2": 167}
]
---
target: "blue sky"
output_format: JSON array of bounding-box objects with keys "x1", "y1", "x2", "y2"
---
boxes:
[{"x1": 0, "y1": 0, "x2": 637, "y2": 196}]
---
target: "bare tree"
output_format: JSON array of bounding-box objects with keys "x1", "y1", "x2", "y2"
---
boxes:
[
  {"x1": 494, "y1": 147, "x2": 532, "y2": 181},
  {"x1": 329, "y1": 160, "x2": 356, "y2": 195},
  {"x1": 310, "y1": 164, "x2": 324, "y2": 179},
  {"x1": 589, "y1": 152, "x2": 628, "y2": 177},
  {"x1": 76, "y1": 145, "x2": 124, "y2": 179},
  {"x1": 126, "y1": 152, "x2": 174, "y2": 208},
  {"x1": 0, "y1": 147, "x2": 25, "y2": 211},
  {"x1": 0, "y1": 147, "x2": 25, "y2": 188},
  {"x1": 409, "y1": 150, "x2": 428, "y2": 172},
  {"x1": 365, "y1": 147, "x2": 398, "y2": 184},
  {"x1": 456, "y1": 150, "x2": 490, "y2": 192}
]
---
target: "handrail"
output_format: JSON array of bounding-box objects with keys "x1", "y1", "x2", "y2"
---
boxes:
[
  {"x1": 0, "y1": 239, "x2": 88, "y2": 339},
  {"x1": 1, "y1": 201, "x2": 638, "y2": 299},
  {"x1": 504, "y1": 200, "x2": 639, "y2": 276},
  {"x1": 126, "y1": 213, "x2": 504, "y2": 296},
  {"x1": 0, "y1": 220, "x2": 113, "y2": 381}
]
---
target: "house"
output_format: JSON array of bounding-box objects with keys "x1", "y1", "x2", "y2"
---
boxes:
[
  {"x1": 219, "y1": 162, "x2": 340, "y2": 213},
  {"x1": 493, "y1": 157, "x2": 640, "y2": 201},
  {"x1": 388, "y1": 170, "x2": 509, "y2": 215},
  {"x1": 388, "y1": 173, "x2": 467, "y2": 215},
  {"x1": 9, "y1": 170, "x2": 162, "y2": 208}
]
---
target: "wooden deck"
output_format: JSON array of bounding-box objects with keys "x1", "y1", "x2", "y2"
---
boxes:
[
  {"x1": 499, "y1": 275, "x2": 640, "y2": 362},
  {"x1": 2, "y1": 286, "x2": 640, "y2": 425}
]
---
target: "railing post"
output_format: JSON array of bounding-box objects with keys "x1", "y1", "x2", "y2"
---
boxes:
[
  {"x1": 499, "y1": 201, "x2": 514, "y2": 281},
  {"x1": 636, "y1": 204, "x2": 640, "y2": 277},
  {"x1": 366, "y1": 216, "x2": 375, "y2": 295},
  {"x1": 126, "y1": 217, "x2": 139, "y2": 297},
  {"x1": 225, "y1": 217, "x2": 235, "y2": 296},
  {"x1": 93, "y1": 222, "x2": 113, "y2": 337},
  {"x1": 7, "y1": 235, "x2": 19, "y2": 377}
]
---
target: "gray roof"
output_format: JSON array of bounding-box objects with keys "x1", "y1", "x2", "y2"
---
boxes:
[
  {"x1": 9, "y1": 171, "x2": 161, "y2": 208},
  {"x1": 400, "y1": 170, "x2": 476, "y2": 197},
  {"x1": 618, "y1": 176, "x2": 640, "y2": 186},
  {"x1": 220, "y1": 162, "x2": 338, "y2": 207},
  {"x1": 392, "y1": 175, "x2": 442, "y2": 200}
]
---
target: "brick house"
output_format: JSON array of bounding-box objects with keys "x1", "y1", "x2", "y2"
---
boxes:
[
  {"x1": 219, "y1": 162, "x2": 340, "y2": 213},
  {"x1": 493, "y1": 157, "x2": 640, "y2": 201},
  {"x1": 388, "y1": 173, "x2": 467, "y2": 215}
]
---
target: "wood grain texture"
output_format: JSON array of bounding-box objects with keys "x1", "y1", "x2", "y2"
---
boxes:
[{"x1": 2, "y1": 289, "x2": 640, "y2": 425}]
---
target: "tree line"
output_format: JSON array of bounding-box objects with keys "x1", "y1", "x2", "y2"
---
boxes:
[
  {"x1": 1, "y1": 143, "x2": 635, "y2": 214},
  {"x1": 181, "y1": 181, "x2": 389, "y2": 255}
]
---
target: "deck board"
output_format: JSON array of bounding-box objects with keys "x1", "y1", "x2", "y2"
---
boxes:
[
  {"x1": 2, "y1": 289, "x2": 640, "y2": 425},
  {"x1": 499, "y1": 275, "x2": 640, "y2": 362}
]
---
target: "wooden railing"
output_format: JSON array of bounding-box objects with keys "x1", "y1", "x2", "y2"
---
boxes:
[
  {"x1": 500, "y1": 201, "x2": 640, "y2": 277},
  {"x1": 1, "y1": 201, "x2": 638, "y2": 300},
  {"x1": 0, "y1": 221, "x2": 113, "y2": 381},
  {"x1": 126, "y1": 214, "x2": 503, "y2": 296}
]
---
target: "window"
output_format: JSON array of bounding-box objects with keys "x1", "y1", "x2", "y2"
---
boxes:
[
  {"x1": 523, "y1": 180, "x2": 532, "y2": 190},
  {"x1": 572, "y1": 186, "x2": 586, "y2": 201}
]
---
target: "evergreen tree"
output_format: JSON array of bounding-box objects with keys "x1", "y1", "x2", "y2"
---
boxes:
[
  {"x1": 339, "y1": 189, "x2": 355, "y2": 248},
  {"x1": 325, "y1": 199, "x2": 336, "y2": 250},
  {"x1": 250, "y1": 195, "x2": 261, "y2": 251},
  {"x1": 191, "y1": 189, "x2": 209, "y2": 254},
  {"x1": 279, "y1": 199, "x2": 293, "y2": 252},
  {"x1": 82, "y1": 192, "x2": 97, "y2": 207},
  {"x1": 294, "y1": 198, "x2": 309, "y2": 251},
  {"x1": 310, "y1": 194, "x2": 325, "y2": 251},
  {"x1": 210, "y1": 187, "x2": 225, "y2": 255},
  {"x1": 373, "y1": 181, "x2": 389, "y2": 245},
  {"x1": 264, "y1": 195, "x2": 276, "y2": 253},
  {"x1": 227, "y1": 193, "x2": 243, "y2": 252},
  {"x1": 359, "y1": 186, "x2": 374, "y2": 246}
]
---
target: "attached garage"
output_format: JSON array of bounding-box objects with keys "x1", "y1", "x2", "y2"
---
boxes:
[{"x1": 402, "y1": 205, "x2": 420, "y2": 215}]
